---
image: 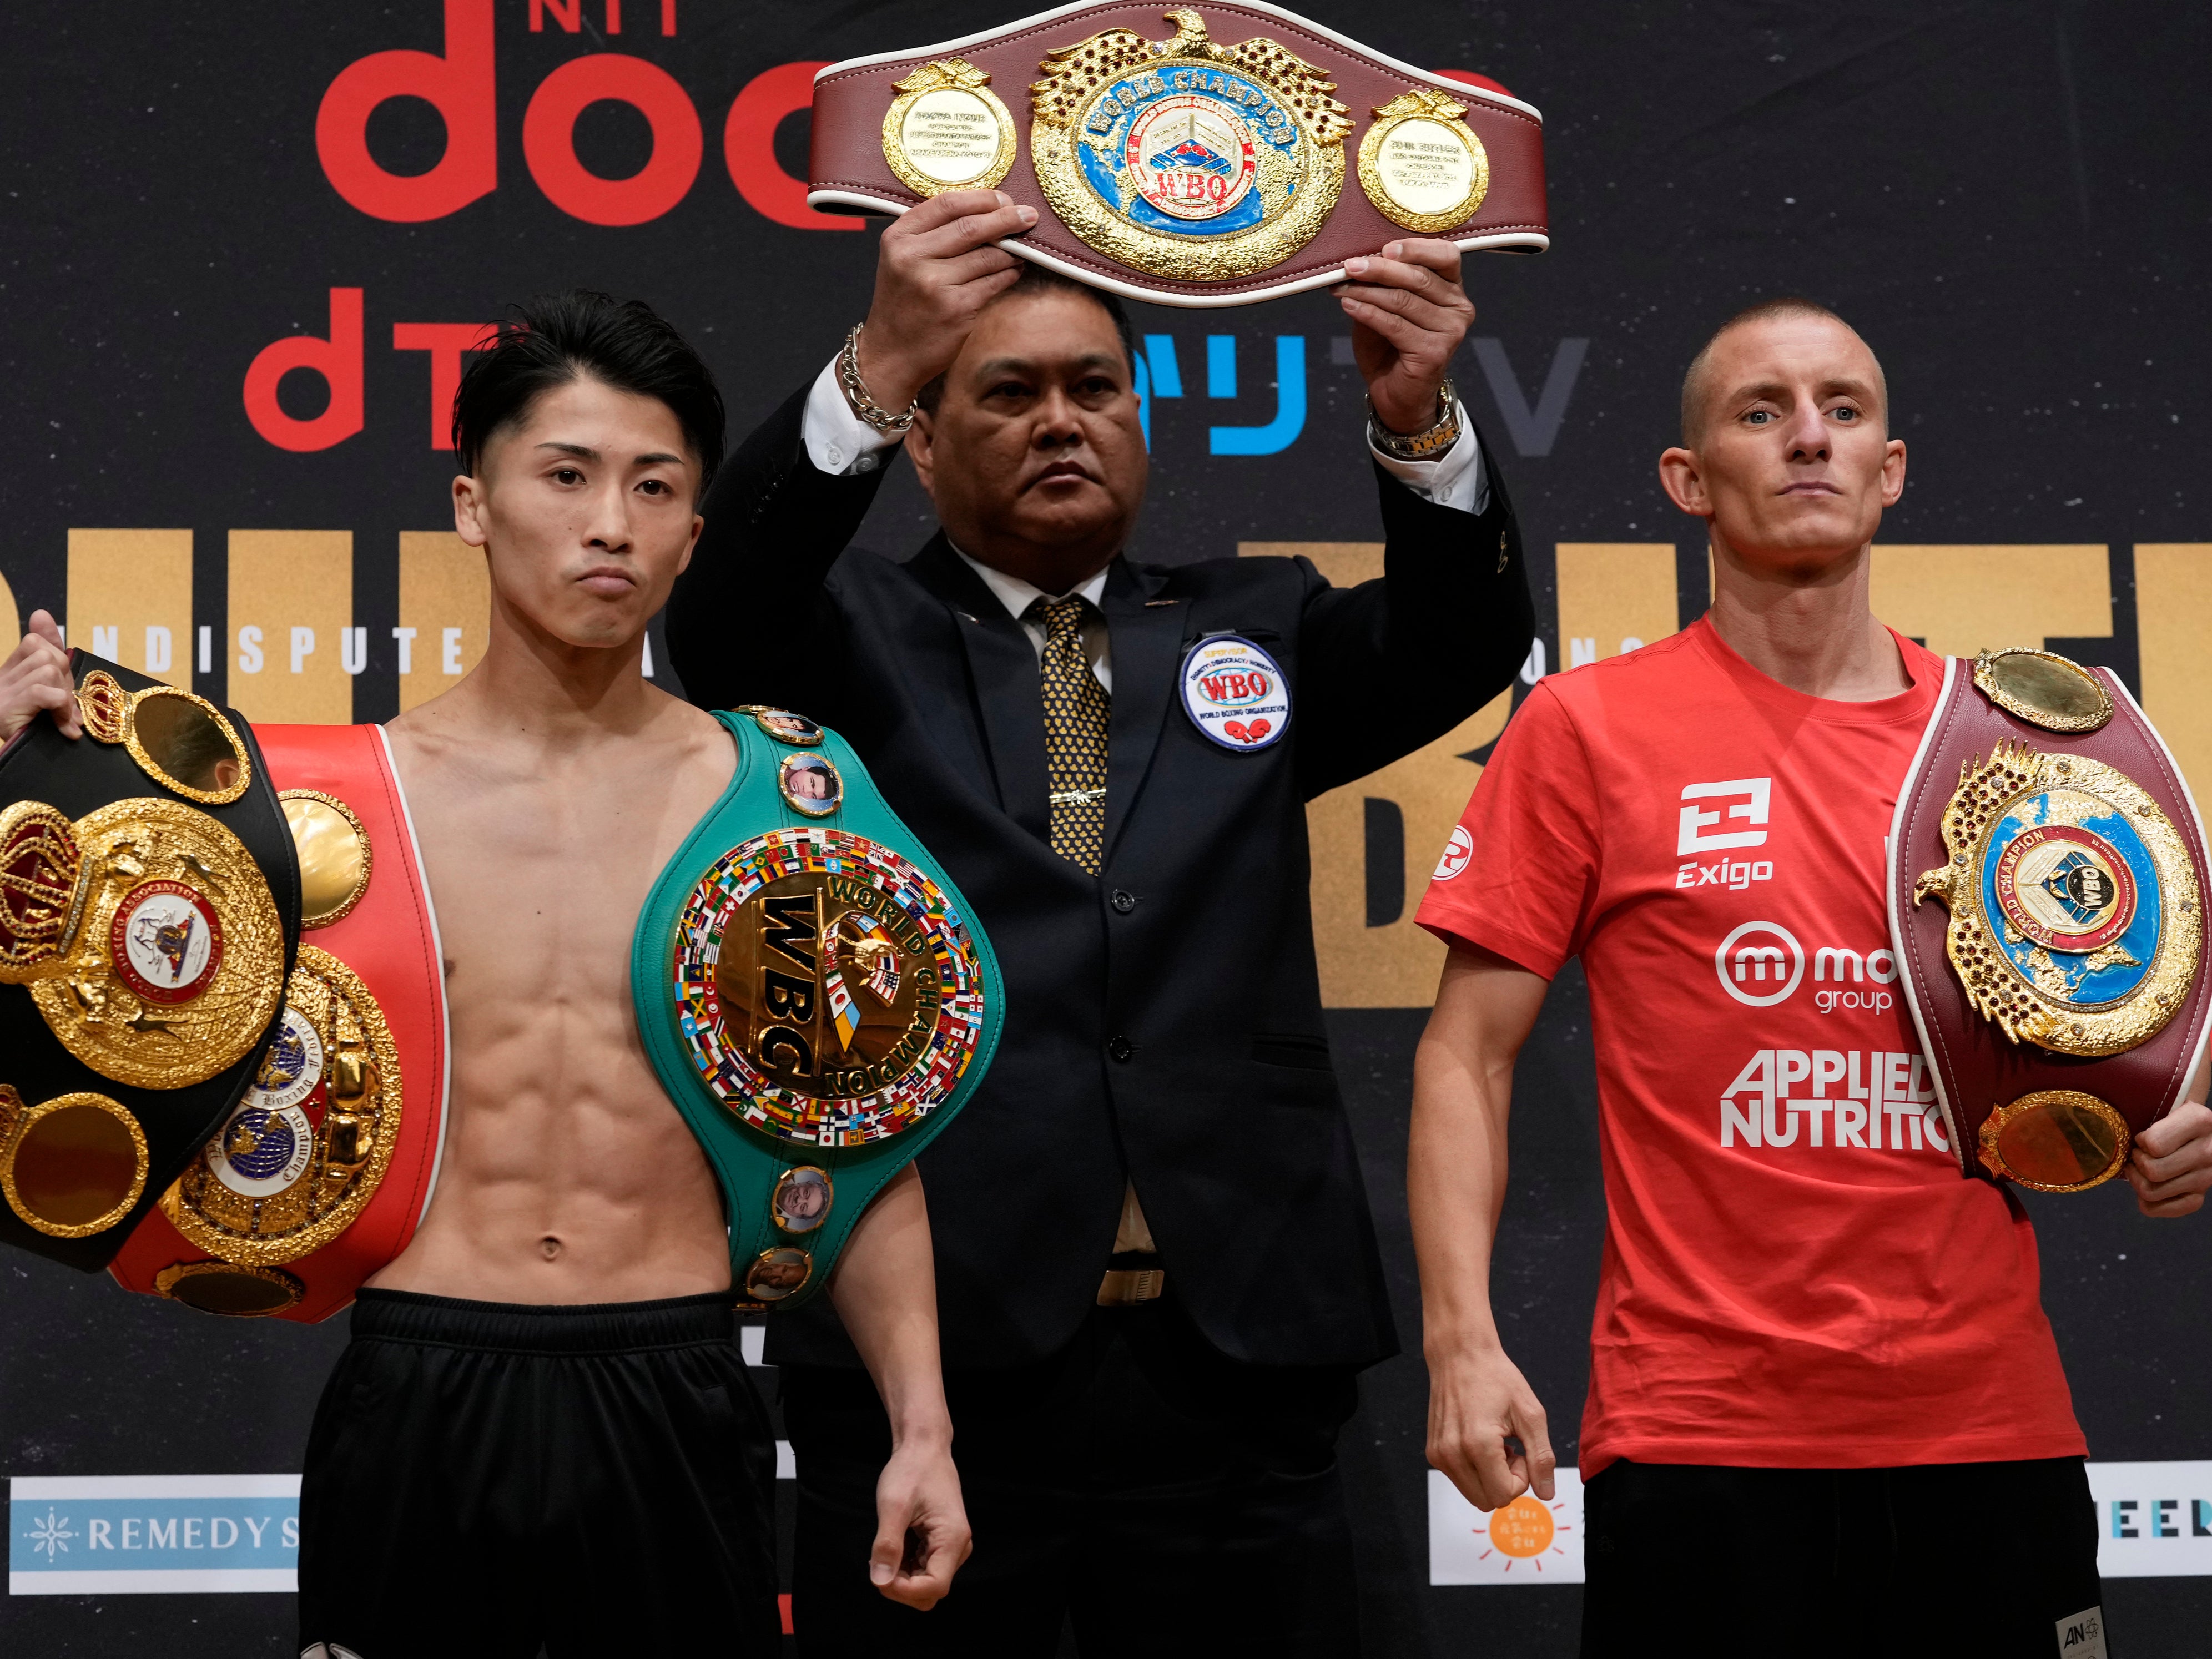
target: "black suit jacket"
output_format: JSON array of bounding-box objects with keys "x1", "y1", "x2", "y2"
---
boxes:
[{"x1": 669, "y1": 383, "x2": 1534, "y2": 1369}]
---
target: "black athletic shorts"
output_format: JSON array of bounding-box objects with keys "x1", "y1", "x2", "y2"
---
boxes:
[
  {"x1": 1580, "y1": 1456, "x2": 2105, "y2": 1658},
  {"x1": 296, "y1": 1288, "x2": 780, "y2": 1659}
]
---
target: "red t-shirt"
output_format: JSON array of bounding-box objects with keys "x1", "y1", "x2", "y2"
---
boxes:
[{"x1": 1417, "y1": 617, "x2": 2084, "y2": 1477}]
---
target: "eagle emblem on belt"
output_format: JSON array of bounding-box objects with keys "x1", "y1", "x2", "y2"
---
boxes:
[{"x1": 1913, "y1": 740, "x2": 2200, "y2": 1056}]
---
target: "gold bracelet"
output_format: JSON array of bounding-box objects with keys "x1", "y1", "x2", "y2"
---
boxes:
[
  {"x1": 837, "y1": 322, "x2": 919, "y2": 436},
  {"x1": 1367, "y1": 378, "x2": 1462, "y2": 461}
]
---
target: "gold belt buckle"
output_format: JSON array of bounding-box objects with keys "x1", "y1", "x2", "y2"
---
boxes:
[{"x1": 1096, "y1": 1264, "x2": 1166, "y2": 1307}]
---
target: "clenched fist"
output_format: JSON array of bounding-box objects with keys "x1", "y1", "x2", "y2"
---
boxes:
[{"x1": 853, "y1": 189, "x2": 1038, "y2": 414}]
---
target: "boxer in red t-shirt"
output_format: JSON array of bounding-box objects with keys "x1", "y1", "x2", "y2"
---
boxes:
[{"x1": 1408, "y1": 300, "x2": 2212, "y2": 1657}]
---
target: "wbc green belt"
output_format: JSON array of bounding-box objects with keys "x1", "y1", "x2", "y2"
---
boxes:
[{"x1": 631, "y1": 707, "x2": 1002, "y2": 1310}]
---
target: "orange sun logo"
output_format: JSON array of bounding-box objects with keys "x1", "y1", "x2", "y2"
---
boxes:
[{"x1": 1472, "y1": 1492, "x2": 1573, "y2": 1572}]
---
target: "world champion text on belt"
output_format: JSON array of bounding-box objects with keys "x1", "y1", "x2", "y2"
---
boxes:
[
  {"x1": 1893, "y1": 647, "x2": 2212, "y2": 1195},
  {"x1": 807, "y1": 3, "x2": 1549, "y2": 306}
]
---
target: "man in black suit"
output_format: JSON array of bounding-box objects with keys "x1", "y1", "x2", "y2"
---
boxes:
[{"x1": 670, "y1": 189, "x2": 1533, "y2": 1657}]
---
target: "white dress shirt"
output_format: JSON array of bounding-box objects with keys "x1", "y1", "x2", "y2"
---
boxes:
[
  {"x1": 799, "y1": 351, "x2": 1491, "y2": 517},
  {"x1": 951, "y1": 551, "x2": 1114, "y2": 691}
]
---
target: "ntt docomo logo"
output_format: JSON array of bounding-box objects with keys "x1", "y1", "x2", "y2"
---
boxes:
[
  {"x1": 245, "y1": 2, "x2": 849, "y2": 452},
  {"x1": 1715, "y1": 921, "x2": 1898, "y2": 1012},
  {"x1": 316, "y1": 0, "x2": 844, "y2": 230}
]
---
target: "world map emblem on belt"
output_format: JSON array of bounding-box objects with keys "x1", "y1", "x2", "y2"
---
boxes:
[
  {"x1": 670, "y1": 827, "x2": 987, "y2": 1147},
  {"x1": 1180, "y1": 634, "x2": 1291, "y2": 751}
]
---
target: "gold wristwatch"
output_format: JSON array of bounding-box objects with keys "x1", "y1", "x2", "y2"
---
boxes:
[{"x1": 1367, "y1": 378, "x2": 1463, "y2": 462}]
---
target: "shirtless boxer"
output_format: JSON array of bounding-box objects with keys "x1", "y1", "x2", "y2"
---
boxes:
[{"x1": 1, "y1": 291, "x2": 968, "y2": 1658}]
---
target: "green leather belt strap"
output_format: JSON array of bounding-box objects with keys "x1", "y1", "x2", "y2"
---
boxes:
[{"x1": 631, "y1": 708, "x2": 1002, "y2": 1311}]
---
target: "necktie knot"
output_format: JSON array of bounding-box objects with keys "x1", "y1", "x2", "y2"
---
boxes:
[{"x1": 1029, "y1": 594, "x2": 1089, "y2": 646}]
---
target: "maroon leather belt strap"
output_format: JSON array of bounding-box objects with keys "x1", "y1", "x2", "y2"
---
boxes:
[
  {"x1": 1888, "y1": 651, "x2": 2212, "y2": 1193},
  {"x1": 808, "y1": 2, "x2": 1547, "y2": 306}
]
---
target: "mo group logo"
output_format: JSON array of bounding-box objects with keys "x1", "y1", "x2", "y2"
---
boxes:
[
  {"x1": 1425, "y1": 1463, "x2": 2212, "y2": 1587},
  {"x1": 1712, "y1": 920, "x2": 1900, "y2": 1015}
]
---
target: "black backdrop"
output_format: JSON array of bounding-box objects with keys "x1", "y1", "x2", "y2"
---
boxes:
[{"x1": 5, "y1": 2, "x2": 2212, "y2": 1652}]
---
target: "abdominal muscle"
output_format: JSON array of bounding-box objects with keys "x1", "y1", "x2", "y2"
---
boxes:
[
  {"x1": 367, "y1": 703, "x2": 735, "y2": 1305},
  {"x1": 366, "y1": 993, "x2": 732, "y2": 1305}
]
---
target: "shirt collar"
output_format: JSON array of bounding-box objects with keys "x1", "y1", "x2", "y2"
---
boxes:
[{"x1": 949, "y1": 543, "x2": 1110, "y2": 622}]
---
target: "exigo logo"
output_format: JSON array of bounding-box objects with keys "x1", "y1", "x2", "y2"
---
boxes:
[
  {"x1": 1677, "y1": 778, "x2": 1770, "y2": 855},
  {"x1": 1676, "y1": 856, "x2": 1773, "y2": 891},
  {"x1": 315, "y1": 0, "x2": 846, "y2": 231}
]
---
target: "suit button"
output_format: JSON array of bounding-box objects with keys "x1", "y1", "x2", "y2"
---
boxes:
[
  {"x1": 1108, "y1": 1035, "x2": 1134, "y2": 1063},
  {"x1": 1111, "y1": 889, "x2": 1137, "y2": 914}
]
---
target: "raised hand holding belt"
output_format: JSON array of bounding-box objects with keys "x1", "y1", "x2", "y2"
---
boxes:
[{"x1": 630, "y1": 708, "x2": 1003, "y2": 1311}]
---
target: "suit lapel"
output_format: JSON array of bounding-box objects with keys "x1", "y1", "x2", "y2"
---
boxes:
[
  {"x1": 1101, "y1": 558, "x2": 1185, "y2": 858},
  {"x1": 908, "y1": 537, "x2": 1052, "y2": 843}
]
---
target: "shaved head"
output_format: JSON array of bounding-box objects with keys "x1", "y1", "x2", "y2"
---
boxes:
[{"x1": 1680, "y1": 299, "x2": 1888, "y2": 445}]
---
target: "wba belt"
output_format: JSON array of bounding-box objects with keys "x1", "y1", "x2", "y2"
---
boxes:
[
  {"x1": 110, "y1": 723, "x2": 450, "y2": 1320},
  {"x1": 1889, "y1": 649, "x2": 2212, "y2": 1193},
  {"x1": 808, "y1": 2, "x2": 1548, "y2": 306},
  {"x1": 631, "y1": 708, "x2": 1002, "y2": 1310},
  {"x1": 0, "y1": 652, "x2": 299, "y2": 1268}
]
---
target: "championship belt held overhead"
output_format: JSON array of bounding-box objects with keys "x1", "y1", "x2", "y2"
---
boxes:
[{"x1": 808, "y1": 2, "x2": 1548, "y2": 306}]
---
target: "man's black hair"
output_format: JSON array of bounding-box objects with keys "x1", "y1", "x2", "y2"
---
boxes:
[
  {"x1": 916, "y1": 262, "x2": 1140, "y2": 413},
  {"x1": 452, "y1": 290, "x2": 727, "y2": 493}
]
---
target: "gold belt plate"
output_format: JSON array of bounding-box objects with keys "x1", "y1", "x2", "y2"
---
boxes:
[
  {"x1": 15, "y1": 797, "x2": 285, "y2": 1090},
  {"x1": 1913, "y1": 741, "x2": 2201, "y2": 1055},
  {"x1": 160, "y1": 945, "x2": 401, "y2": 1266},
  {"x1": 673, "y1": 828, "x2": 988, "y2": 1146},
  {"x1": 1028, "y1": 8, "x2": 1350, "y2": 283}
]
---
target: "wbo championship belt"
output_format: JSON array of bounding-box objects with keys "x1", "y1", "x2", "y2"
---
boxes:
[
  {"x1": 0, "y1": 652, "x2": 299, "y2": 1269},
  {"x1": 808, "y1": 2, "x2": 1547, "y2": 305},
  {"x1": 1889, "y1": 649, "x2": 2212, "y2": 1193},
  {"x1": 632, "y1": 708, "x2": 1002, "y2": 1312},
  {"x1": 110, "y1": 723, "x2": 450, "y2": 1320}
]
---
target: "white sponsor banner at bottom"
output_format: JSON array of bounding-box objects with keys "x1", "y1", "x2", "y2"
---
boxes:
[
  {"x1": 11, "y1": 1476, "x2": 301, "y2": 1596},
  {"x1": 2087, "y1": 1461, "x2": 2212, "y2": 1577},
  {"x1": 13, "y1": 1448, "x2": 803, "y2": 1595},
  {"x1": 1428, "y1": 1460, "x2": 2212, "y2": 1586},
  {"x1": 1428, "y1": 1468, "x2": 1585, "y2": 1584}
]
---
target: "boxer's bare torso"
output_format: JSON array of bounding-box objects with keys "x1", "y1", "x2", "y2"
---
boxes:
[{"x1": 370, "y1": 687, "x2": 734, "y2": 1303}]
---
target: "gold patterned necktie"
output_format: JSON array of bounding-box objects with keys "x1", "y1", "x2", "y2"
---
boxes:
[{"x1": 1029, "y1": 595, "x2": 1110, "y2": 874}]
